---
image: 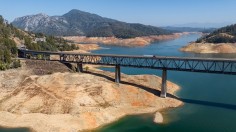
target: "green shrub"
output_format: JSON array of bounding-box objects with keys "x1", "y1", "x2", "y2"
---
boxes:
[
  {"x1": 12, "y1": 60, "x2": 21, "y2": 68},
  {"x1": 0, "y1": 63, "x2": 7, "y2": 70},
  {"x1": 37, "y1": 54, "x2": 42, "y2": 59}
]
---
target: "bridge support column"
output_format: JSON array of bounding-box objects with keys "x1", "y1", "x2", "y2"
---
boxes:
[
  {"x1": 160, "y1": 69, "x2": 167, "y2": 98},
  {"x1": 77, "y1": 63, "x2": 83, "y2": 73},
  {"x1": 115, "y1": 65, "x2": 121, "y2": 83},
  {"x1": 47, "y1": 54, "x2": 50, "y2": 61},
  {"x1": 23, "y1": 52, "x2": 26, "y2": 58}
]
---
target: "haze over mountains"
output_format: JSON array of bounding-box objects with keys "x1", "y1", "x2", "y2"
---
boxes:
[
  {"x1": 12, "y1": 9, "x2": 171, "y2": 38},
  {"x1": 162, "y1": 26, "x2": 216, "y2": 33},
  {"x1": 170, "y1": 22, "x2": 234, "y2": 28}
]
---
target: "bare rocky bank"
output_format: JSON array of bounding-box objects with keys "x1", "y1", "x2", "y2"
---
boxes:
[
  {"x1": 0, "y1": 60, "x2": 182, "y2": 132},
  {"x1": 64, "y1": 34, "x2": 182, "y2": 47},
  {"x1": 180, "y1": 42, "x2": 236, "y2": 53}
]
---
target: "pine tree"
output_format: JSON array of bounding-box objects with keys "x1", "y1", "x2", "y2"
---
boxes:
[{"x1": 0, "y1": 15, "x2": 3, "y2": 24}]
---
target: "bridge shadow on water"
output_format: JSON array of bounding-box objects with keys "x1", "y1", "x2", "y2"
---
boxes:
[
  {"x1": 85, "y1": 71, "x2": 236, "y2": 111},
  {"x1": 175, "y1": 98, "x2": 236, "y2": 111}
]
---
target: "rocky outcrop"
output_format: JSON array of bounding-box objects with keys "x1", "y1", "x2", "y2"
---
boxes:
[
  {"x1": 153, "y1": 112, "x2": 164, "y2": 123},
  {"x1": 0, "y1": 61, "x2": 182, "y2": 131}
]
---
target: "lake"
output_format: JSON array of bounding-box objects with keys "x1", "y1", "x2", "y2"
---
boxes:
[
  {"x1": 0, "y1": 34, "x2": 236, "y2": 132},
  {"x1": 92, "y1": 34, "x2": 236, "y2": 132},
  {"x1": 0, "y1": 128, "x2": 29, "y2": 132}
]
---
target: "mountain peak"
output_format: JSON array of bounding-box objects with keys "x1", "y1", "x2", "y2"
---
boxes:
[
  {"x1": 13, "y1": 13, "x2": 49, "y2": 22},
  {"x1": 35, "y1": 13, "x2": 49, "y2": 17},
  {"x1": 63, "y1": 9, "x2": 100, "y2": 19},
  {"x1": 68, "y1": 9, "x2": 83, "y2": 13},
  {"x1": 12, "y1": 9, "x2": 171, "y2": 37}
]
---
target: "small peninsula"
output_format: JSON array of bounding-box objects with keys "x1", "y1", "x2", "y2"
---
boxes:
[
  {"x1": 0, "y1": 59, "x2": 183, "y2": 131},
  {"x1": 181, "y1": 24, "x2": 236, "y2": 53}
]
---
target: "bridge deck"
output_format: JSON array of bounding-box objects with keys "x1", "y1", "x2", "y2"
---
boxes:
[
  {"x1": 18, "y1": 49, "x2": 236, "y2": 75},
  {"x1": 20, "y1": 50, "x2": 236, "y2": 61}
]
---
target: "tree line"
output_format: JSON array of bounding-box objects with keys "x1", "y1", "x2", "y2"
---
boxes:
[
  {"x1": 196, "y1": 24, "x2": 236, "y2": 43},
  {"x1": 0, "y1": 15, "x2": 78, "y2": 70},
  {"x1": 0, "y1": 15, "x2": 20, "y2": 70}
]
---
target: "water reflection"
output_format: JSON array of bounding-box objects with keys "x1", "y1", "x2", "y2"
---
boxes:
[{"x1": 0, "y1": 127, "x2": 30, "y2": 132}]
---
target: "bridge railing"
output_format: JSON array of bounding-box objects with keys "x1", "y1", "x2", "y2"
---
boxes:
[
  {"x1": 59, "y1": 54, "x2": 236, "y2": 75},
  {"x1": 18, "y1": 49, "x2": 236, "y2": 75}
]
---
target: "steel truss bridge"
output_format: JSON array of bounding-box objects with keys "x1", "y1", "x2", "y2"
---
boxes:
[{"x1": 18, "y1": 49, "x2": 236, "y2": 98}]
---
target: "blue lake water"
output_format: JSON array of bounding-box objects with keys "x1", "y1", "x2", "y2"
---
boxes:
[
  {"x1": 0, "y1": 128, "x2": 29, "y2": 132},
  {"x1": 92, "y1": 34, "x2": 236, "y2": 132},
  {"x1": 1, "y1": 34, "x2": 236, "y2": 132}
]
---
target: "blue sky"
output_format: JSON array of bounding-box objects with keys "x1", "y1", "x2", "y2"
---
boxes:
[{"x1": 1, "y1": 0, "x2": 236, "y2": 26}]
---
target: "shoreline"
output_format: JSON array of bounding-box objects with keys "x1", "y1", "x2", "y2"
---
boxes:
[
  {"x1": 93, "y1": 99, "x2": 185, "y2": 132},
  {"x1": 0, "y1": 60, "x2": 183, "y2": 132},
  {"x1": 180, "y1": 42, "x2": 236, "y2": 54},
  {"x1": 93, "y1": 79, "x2": 184, "y2": 131},
  {"x1": 64, "y1": 33, "x2": 185, "y2": 47},
  {"x1": 0, "y1": 126, "x2": 34, "y2": 132}
]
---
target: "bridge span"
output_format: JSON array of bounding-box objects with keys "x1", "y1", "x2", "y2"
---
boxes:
[{"x1": 18, "y1": 49, "x2": 236, "y2": 98}]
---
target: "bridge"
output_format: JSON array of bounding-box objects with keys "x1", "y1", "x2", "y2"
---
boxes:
[{"x1": 18, "y1": 49, "x2": 236, "y2": 98}]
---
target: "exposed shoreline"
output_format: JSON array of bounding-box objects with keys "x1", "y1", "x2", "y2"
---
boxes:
[
  {"x1": 0, "y1": 59, "x2": 183, "y2": 132},
  {"x1": 180, "y1": 42, "x2": 236, "y2": 53},
  {"x1": 64, "y1": 33, "x2": 186, "y2": 47}
]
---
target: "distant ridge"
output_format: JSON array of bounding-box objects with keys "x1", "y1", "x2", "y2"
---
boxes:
[
  {"x1": 12, "y1": 9, "x2": 171, "y2": 38},
  {"x1": 170, "y1": 22, "x2": 234, "y2": 28},
  {"x1": 162, "y1": 26, "x2": 216, "y2": 33}
]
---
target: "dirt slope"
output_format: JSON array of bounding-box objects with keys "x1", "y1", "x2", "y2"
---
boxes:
[
  {"x1": 181, "y1": 42, "x2": 236, "y2": 53},
  {"x1": 0, "y1": 60, "x2": 182, "y2": 132}
]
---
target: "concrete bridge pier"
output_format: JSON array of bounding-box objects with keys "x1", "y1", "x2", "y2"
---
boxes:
[
  {"x1": 23, "y1": 52, "x2": 26, "y2": 58},
  {"x1": 77, "y1": 62, "x2": 83, "y2": 72},
  {"x1": 115, "y1": 65, "x2": 121, "y2": 83},
  {"x1": 47, "y1": 54, "x2": 50, "y2": 61},
  {"x1": 160, "y1": 69, "x2": 167, "y2": 98}
]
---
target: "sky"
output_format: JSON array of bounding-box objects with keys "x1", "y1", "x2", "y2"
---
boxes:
[{"x1": 1, "y1": 0, "x2": 236, "y2": 27}]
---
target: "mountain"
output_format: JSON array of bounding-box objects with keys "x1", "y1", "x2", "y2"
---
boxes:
[
  {"x1": 12, "y1": 9, "x2": 171, "y2": 38},
  {"x1": 0, "y1": 15, "x2": 77, "y2": 70},
  {"x1": 196, "y1": 24, "x2": 236, "y2": 43},
  {"x1": 12, "y1": 13, "x2": 70, "y2": 36}
]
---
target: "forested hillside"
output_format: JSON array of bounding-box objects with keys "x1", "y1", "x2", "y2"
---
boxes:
[
  {"x1": 196, "y1": 24, "x2": 236, "y2": 43},
  {"x1": 0, "y1": 15, "x2": 77, "y2": 70},
  {"x1": 0, "y1": 15, "x2": 21, "y2": 70}
]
